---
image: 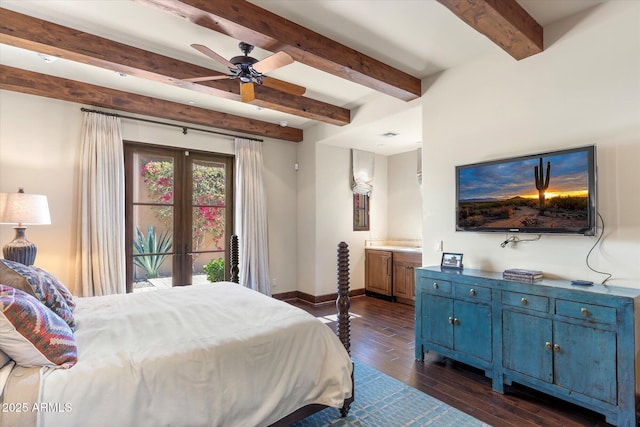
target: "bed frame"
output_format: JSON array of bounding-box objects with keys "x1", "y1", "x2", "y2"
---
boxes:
[{"x1": 228, "y1": 236, "x2": 353, "y2": 425}]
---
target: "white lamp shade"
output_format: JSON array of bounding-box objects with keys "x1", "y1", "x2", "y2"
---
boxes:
[{"x1": 0, "y1": 192, "x2": 51, "y2": 225}]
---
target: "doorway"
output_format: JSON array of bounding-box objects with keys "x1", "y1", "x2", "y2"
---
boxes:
[{"x1": 124, "y1": 143, "x2": 234, "y2": 292}]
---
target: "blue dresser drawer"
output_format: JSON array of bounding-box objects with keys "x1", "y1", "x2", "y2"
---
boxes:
[
  {"x1": 502, "y1": 291, "x2": 549, "y2": 313},
  {"x1": 454, "y1": 282, "x2": 491, "y2": 302},
  {"x1": 556, "y1": 300, "x2": 617, "y2": 325},
  {"x1": 423, "y1": 278, "x2": 452, "y2": 294}
]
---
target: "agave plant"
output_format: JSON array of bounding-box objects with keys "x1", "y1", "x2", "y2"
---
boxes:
[{"x1": 133, "y1": 225, "x2": 172, "y2": 279}]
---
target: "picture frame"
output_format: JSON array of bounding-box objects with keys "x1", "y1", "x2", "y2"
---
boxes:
[{"x1": 441, "y1": 252, "x2": 463, "y2": 270}]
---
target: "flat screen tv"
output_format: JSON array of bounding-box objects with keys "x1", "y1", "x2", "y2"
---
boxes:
[{"x1": 456, "y1": 146, "x2": 597, "y2": 235}]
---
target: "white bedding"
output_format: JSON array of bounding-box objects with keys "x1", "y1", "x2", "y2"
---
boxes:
[{"x1": 5, "y1": 282, "x2": 352, "y2": 427}]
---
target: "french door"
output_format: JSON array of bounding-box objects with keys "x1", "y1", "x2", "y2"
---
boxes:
[{"x1": 124, "y1": 142, "x2": 234, "y2": 292}]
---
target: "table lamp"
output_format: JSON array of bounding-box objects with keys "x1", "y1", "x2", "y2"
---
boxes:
[{"x1": 0, "y1": 188, "x2": 51, "y2": 265}]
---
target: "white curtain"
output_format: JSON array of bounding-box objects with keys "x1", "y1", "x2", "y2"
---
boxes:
[
  {"x1": 351, "y1": 149, "x2": 375, "y2": 195},
  {"x1": 234, "y1": 138, "x2": 271, "y2": 295},
  {"x1": 75, "y1": 112, "x2": 126, "y2": 296}
]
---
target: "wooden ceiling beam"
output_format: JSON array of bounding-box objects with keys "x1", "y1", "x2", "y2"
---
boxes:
[
  {"x1": 0, "y1": 65, "x2": 303, "y2": 142},
  {"x1": 132, "y1": 0, "x2": 422, "y2": 101},
  {"x1": 0, "y1": 8, "x2": 349, "y2": 126},
  {"x1": 437, "y1": 0, "x2": 543, "y2": 60}
]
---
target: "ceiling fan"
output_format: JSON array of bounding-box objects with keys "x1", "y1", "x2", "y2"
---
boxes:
[{"x1": 185, "y1": 42, "x2": 306, "y2": 102}]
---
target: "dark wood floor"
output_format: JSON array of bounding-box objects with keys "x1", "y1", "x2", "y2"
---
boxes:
[{"x1": 290, "y1": 295, "x2": 614, "y2": 427}]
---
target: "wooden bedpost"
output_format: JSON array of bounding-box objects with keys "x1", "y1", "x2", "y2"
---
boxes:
[
  {"x1": 337, "y1": 241, "x2": 353, "y2": 417},
  {"x1": 230, "y1": 234, "x2": 240, "y2": 284},
  {"x1": 336, "y1": 241, "x2": 351, "y2": 354}
]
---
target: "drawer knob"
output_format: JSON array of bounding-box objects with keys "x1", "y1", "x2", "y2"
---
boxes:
[
  {"x1": 448, "y1": 316, "x2": 454, "y2": 324},
  {"x1": 545, "y1": 341, "x2": 552, "y2": 350},
  {"x1": 433, "y1": 282, "x2": 439, "y2": 290},
  {"x1": 581, "y1": 307, "x2": 589, "y2": 316},
  {"x1": 453, "y1": 318, "x2": 460, "y2": 325},
  {"x1": 521, "y1": 297, "x2": 528, "y2": 305},
  {"x1": 469, "y1": 288, "x2": 477, "y2": 296},
  {"x1": 553, "y1": 344, "x2": 561, "y2": 352}
]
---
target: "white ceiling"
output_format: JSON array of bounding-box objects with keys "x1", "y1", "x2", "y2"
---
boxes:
[{"x1": 0, "y1": 0, "x2": 608, "y2": 155}]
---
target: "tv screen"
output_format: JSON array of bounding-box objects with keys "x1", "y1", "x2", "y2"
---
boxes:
[{"x1": 456, "y1": 146, "x2": 597, "y2": 235}]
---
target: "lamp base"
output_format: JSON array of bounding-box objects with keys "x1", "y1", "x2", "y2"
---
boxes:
[{"x1": 2, "y1": 227, "x2": 37, "y2": 266}]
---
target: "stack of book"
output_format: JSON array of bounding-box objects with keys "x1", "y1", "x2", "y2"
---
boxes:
[{"x1": 503, "y1": 268, "x2": 543, "y2": 283}]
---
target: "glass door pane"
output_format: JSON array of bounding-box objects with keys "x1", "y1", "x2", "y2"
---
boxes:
[
  {"x1": 190, "y1": 159, "x2": 227, "y2": 284},
  {"x1": 131, "y1": 152, "x2": 176, "y2": 291}
]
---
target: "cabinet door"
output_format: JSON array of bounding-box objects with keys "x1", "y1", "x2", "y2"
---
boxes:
[
  {"x1": 503, "y1": 310, "x2": 553, "y2": 382},
  {"x1": 365, "y1": 250, "x2": 392, "y2": 296},
  {"x1": 421, "y1": 294, "x2": 453, "y2": 349},
  {"x1": 553, "y1": 322, "x2": 617, "y2": 404},
  {"x1": 393, "y1": 261, "x2": 414, "y2": 299},
  {"x1": 453, "y1": 300, "x2": 492, "y2": 362},
  {"x1": 393, "y1": 252, "x2": 421, "y2": 300}
]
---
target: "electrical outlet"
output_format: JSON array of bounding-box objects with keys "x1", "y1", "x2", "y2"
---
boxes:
[
  {"x1": 271, "y1": 278, "x2": 277, "y2": 288},
  {"x1": 434, "y1": 240, "x2": 443, "y2": 251}
]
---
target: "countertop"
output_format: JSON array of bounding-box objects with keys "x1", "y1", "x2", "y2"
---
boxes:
[{"x1": 366, "y1": 245, "x2": 422, "y2": 254}]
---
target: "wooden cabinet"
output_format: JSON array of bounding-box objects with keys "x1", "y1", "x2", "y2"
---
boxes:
[
  {"x1": 365, "y1": 249, "x2": 421, "y2": 303},
  {"x1": 392, "y1": 251, "x2": 421, "y2": 304},
  {"x1": 365, "y1": 249, "x2": 392, "y2": 296},
  {"x1": 415, "y1": 267, "x2": 640, "y2": 427}
]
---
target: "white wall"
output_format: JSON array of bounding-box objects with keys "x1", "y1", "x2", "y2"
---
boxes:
[
  {"x1": 261, "y1": 137, "x2": 299, "y2": 295},
  {"x1": 420, "y1": 1, "x2": 640, "y2": 286},
  {"x1": 388, "y1": 149, "x2": 422, "y2": 240},
  {"x1": 295, "y1": 134, "x2": 392, "y2": 297},
  {"x1": 0, "y1": 94, "x2": 80, "y2": 286},
  {"x1": 314, "y1": 144, "x2": 389, "y2": 296},
  {"x1": 295, "y1": 139, "x2": 317, "y2": 295},
  {"x1": 0, "y1": 91, "x2": 299, "y2": 294}
]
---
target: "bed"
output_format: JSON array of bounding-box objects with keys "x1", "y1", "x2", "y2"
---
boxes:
[{"x1": 0, "y1": 239, "x2": 354, "y2": 427}]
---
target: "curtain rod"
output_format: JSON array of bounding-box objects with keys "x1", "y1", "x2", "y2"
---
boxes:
[{"x1": 80, "y1": 108, "x2": 263, "y2": 142}]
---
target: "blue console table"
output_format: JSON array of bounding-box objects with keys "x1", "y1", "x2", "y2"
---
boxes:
[{"x1": 415, "y1": 266, "x2": 640, "y2": 426}]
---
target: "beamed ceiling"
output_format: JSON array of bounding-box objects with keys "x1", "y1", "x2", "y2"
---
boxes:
[{"x1": 0, "y1": 0, "x2": 603, "y2": 149}]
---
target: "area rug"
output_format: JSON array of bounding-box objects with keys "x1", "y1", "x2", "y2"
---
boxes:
[{"x1": 291, "y1": 360, "x2": 491, "y2": 427}]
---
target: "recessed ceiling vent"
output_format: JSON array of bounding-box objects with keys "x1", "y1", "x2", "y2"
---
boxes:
[{"x1": 381, "y1": 131, "x2": 399, "y2": 138}]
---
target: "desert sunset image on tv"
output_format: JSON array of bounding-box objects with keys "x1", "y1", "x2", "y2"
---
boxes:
[{"x1": 457, "y1": 149, "x2": 592, "y2": 231}]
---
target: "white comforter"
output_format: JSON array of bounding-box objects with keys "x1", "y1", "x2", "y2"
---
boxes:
[{"x1": 33, "y1": 283, "x2": 352, "y2": 427}]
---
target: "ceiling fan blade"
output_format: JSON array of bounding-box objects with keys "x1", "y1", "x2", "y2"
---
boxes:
[
  {"x1": 191, "y1": 44, "x2": 236, "y2": 69},
  {"x1": 183, "y1": 75, "x2": 231, "y2": 83},
  {"x1": 261, "y1": 76, "x2": 306, "y2": 96},
  {"x1": 240, "y1": 82, "x2": 255, "y2": 102},
  {"x1": 252, "y1": 51, "x2": 293, "y2": 74}
]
